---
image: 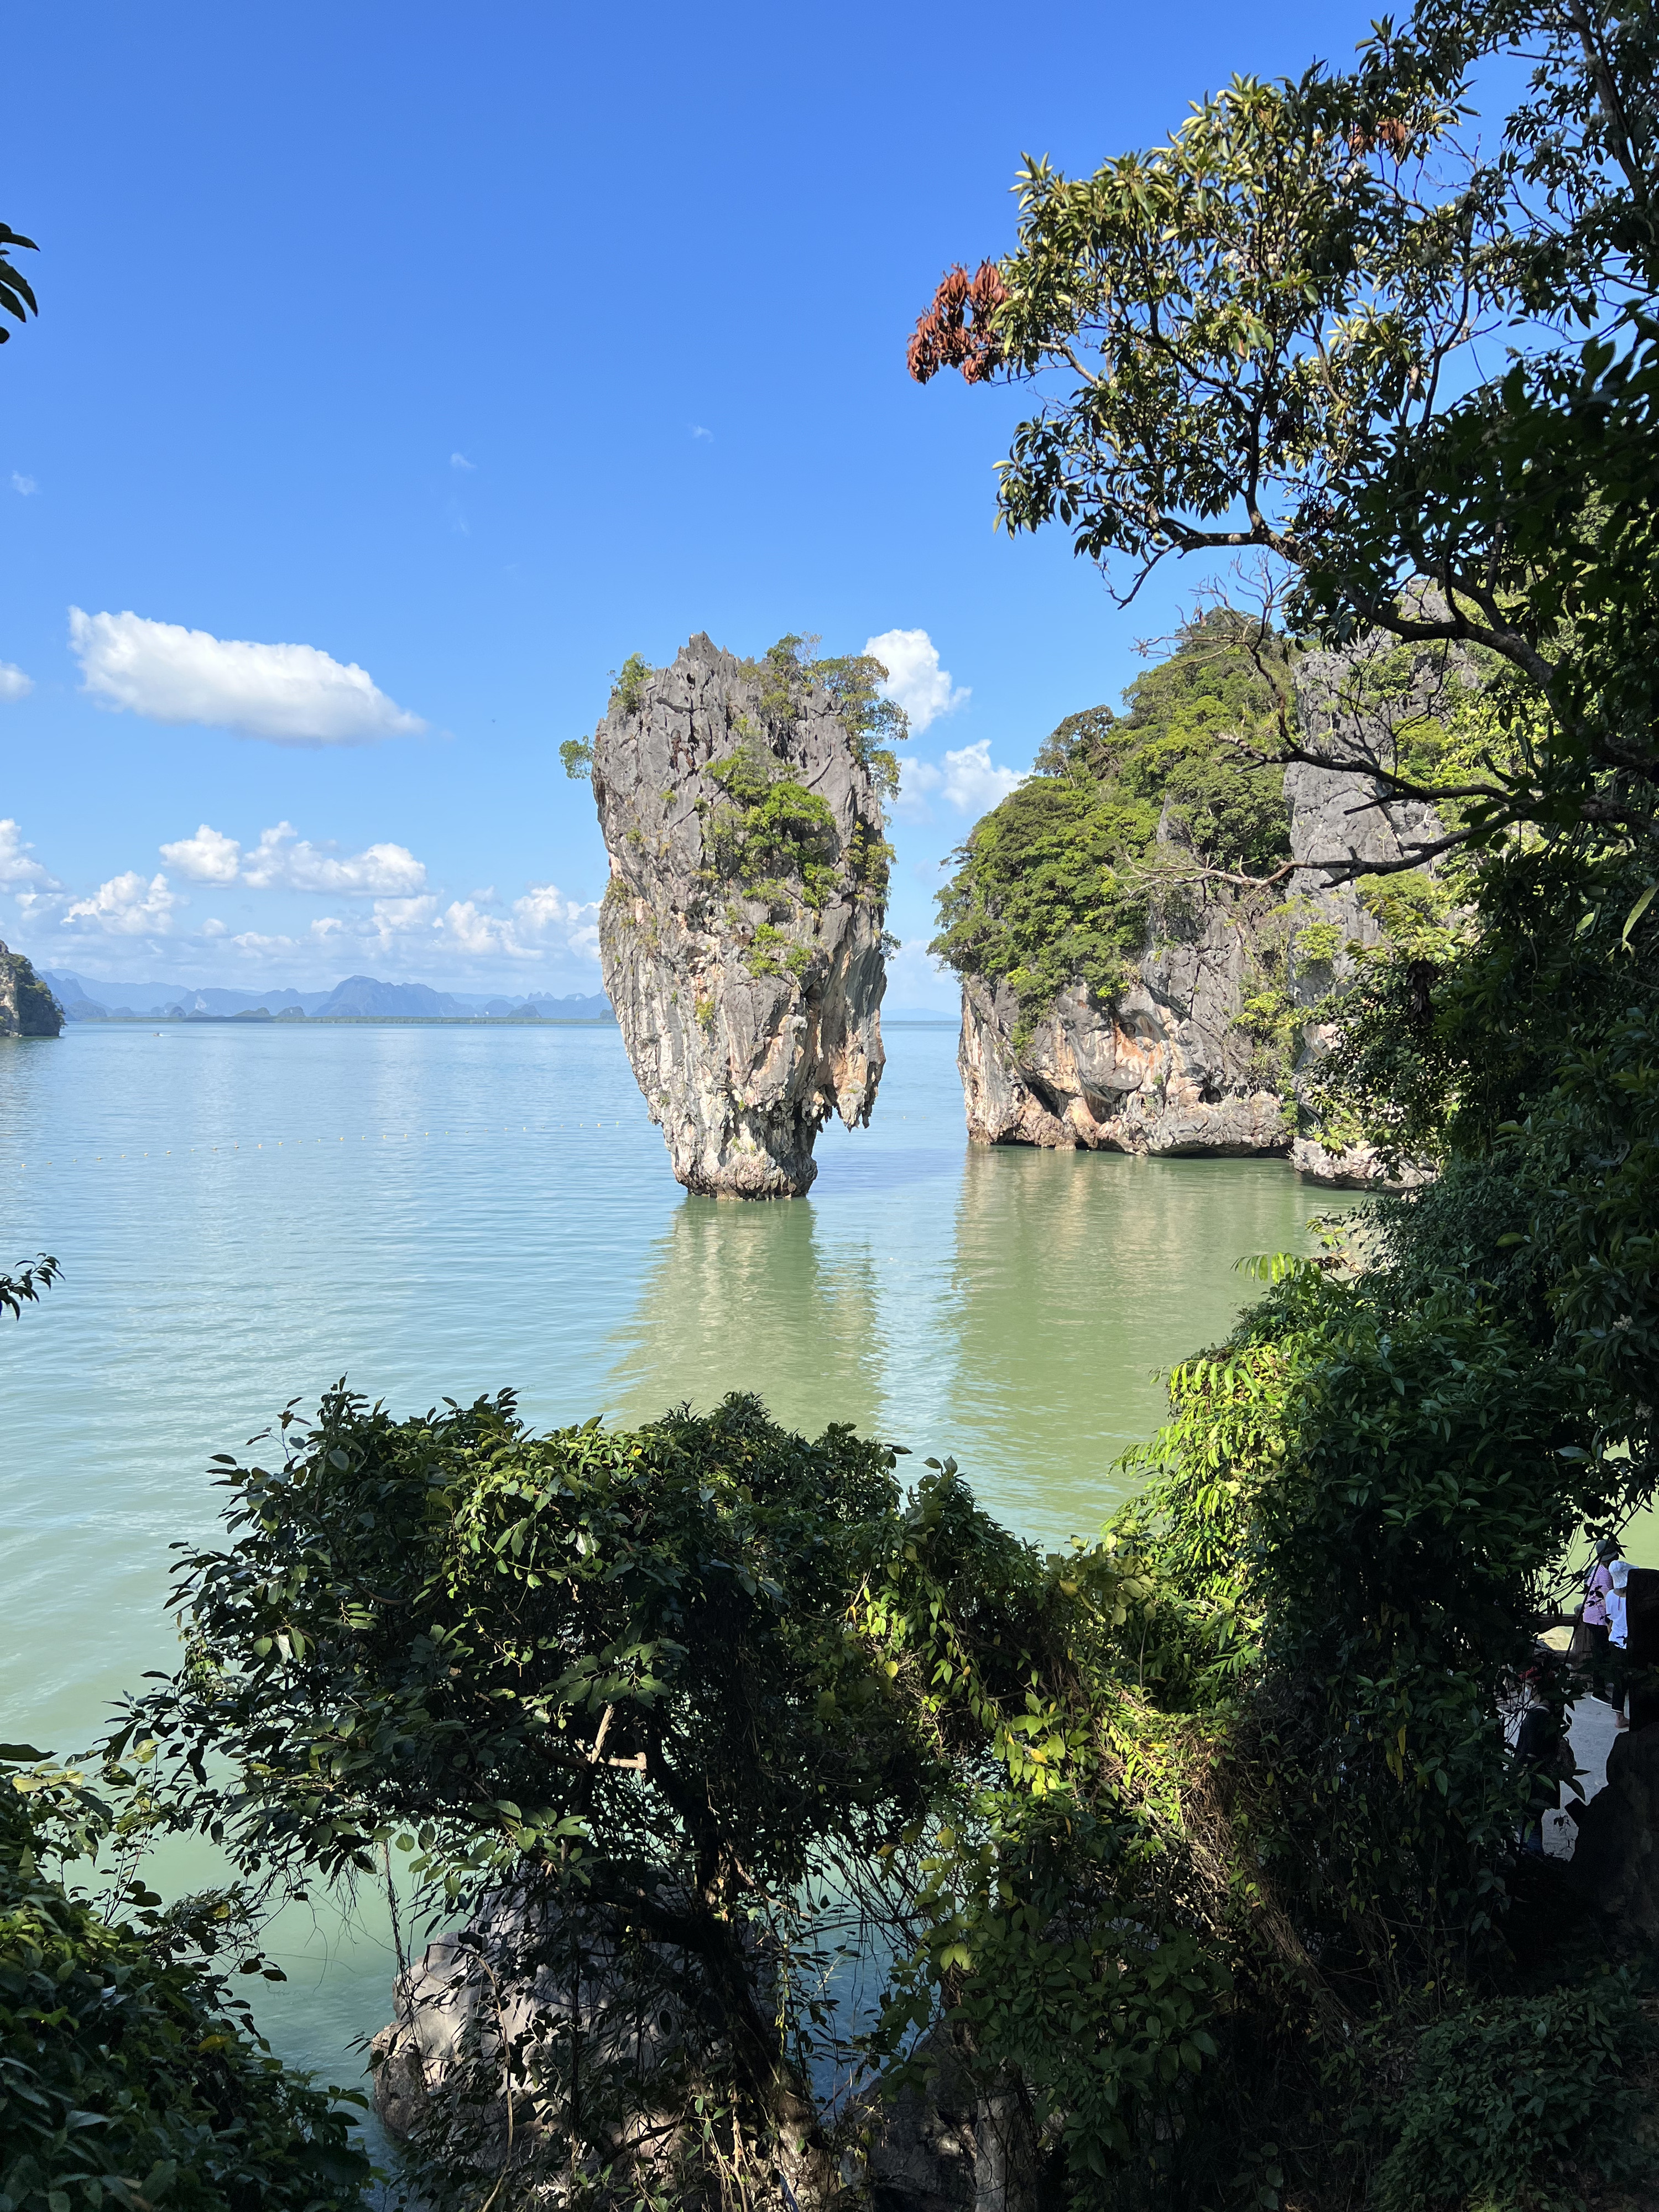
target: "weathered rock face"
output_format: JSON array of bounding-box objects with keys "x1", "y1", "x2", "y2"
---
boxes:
[
  {"x1": 959, "y1": 952, "x2": 1285, "y2": 1158},
  {"x1": 956, "y1": 638, "x2": 1456, "y2": 1181},
  {"x1": 373, "y1": 1891, "x2": 1041, "y2": 2212},
  {"x1": 594, "y1": 635, "x2": 889, "y2": 1197},
  {"x1": 0, "y1": 942, "x2": 63, "y2": 1038}
]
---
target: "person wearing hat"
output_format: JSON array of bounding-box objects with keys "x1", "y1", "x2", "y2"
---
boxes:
[{"x1": 1575, "y1": 1537, "x2": 1621, "y2": 1709}]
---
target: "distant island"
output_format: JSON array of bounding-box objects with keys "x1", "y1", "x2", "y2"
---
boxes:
[{"x1": 34, "y1": 967, "x2": 615, "y2": 1024}]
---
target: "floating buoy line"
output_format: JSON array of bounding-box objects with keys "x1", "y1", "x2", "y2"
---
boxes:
[
  {"x1": 6, "y1": 1112, "x2": 926, "y2": 1174},
  {"x1": 6, "y1": 1123, "x2": 649, "y2": 1172}
]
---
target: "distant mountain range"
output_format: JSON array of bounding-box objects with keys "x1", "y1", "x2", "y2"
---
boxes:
[{"x1": 37, "y1": 968, "x2": 615, "y2": 1022}]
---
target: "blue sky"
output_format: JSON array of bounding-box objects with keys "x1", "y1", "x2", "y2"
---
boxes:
[{"x1": 3, "y1": 0, "x2": 1363, "y2": 1008}]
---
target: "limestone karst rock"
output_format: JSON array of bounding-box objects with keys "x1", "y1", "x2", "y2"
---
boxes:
[
  {"x1": 592, "y1": 634, "x2": 894, "y2": 1197},
  {"x1": 958, "y1": 953, "x2": 1286, "y2": 1158},
  {"x1": 0, "y1": 942, "x2": 64, "y2": 1037},
  {"x1": 951, "y1": 626, "x2": 1457, "y2": 1182}
]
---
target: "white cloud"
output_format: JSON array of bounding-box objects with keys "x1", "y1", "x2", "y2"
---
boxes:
[
  {"x1": 450, "y1": 452, "x2": 474, "y2": 471},
  {"x1": 902, "y1": 739, "x2": 1022, "y2": 820},
  {"x1": 440, "y1": 900, "x2": 526, "y2": 958},
  {"x1": 62, "y1": 869, "x2": 183, "y2": 936},
  {"x1": 68, "y1": 608, "x2": 427, "y2": 747},
  {"x1": 245, "y1": 822, "x2": 427, "y2": 895},
  {"x1": 158, "y1": 819, "x2": 429, "y2": 895},
  {"x1": 0, "y1": 818, "x2": 59, "y2": 890},
  {"x1": 863, "y1": 628, "x2": 969, "y2": 734},
  {"x1": 159, "y1": 823, "x2": 242, "y2": 884},
  {"x1": 691, "y1": 425, "x2": 713, "y2": 441},
  {"x1": 0, "y1": 661, "x2": 32, "y2": 701},
  {"x1": 228, "y1": 929, "x2": 299, "y2": 955},
  {"x1": 884, "y1": 936, "x2": 957, "y2": 1013},
  {"x1": 371, "y1": 896, "x2": 440, "y2": 934},
  {"x1": 299, "y1": 880, "x2": 600, "y2": 967},
  {"x1": 11, "y1": 472, "x2": 36, "y2": 497}
]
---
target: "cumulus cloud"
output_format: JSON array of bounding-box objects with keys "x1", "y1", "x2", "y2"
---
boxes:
[
  {"x1": 228, "y1": 929, "x2": 298, "y2": 955},
  {"x1": 11, "y1": 472, "x2": 36, "y2": 497},
  {"x1": 901, "y1": 739, "x2": 1023, "y2": 821},
  {"x1": 62, "y1": 869, "x2": 183, "y2": 936},
  {"x1": 691, "y1": 425, "x2": 713, "y2": 441},
  {"x1": 156, "y1": 820, "x2": 429, "y2": 896},
  {"x1": 863, "y1": 628, "x2": 969, "y2": 734},
  {"x1": 159, "y1": 823, "x2": 242, "y2": 884},
  {"x1": 243, "y1": 823, "x2": 427, "y2": 895},
  {"x1": 301, "y1": 880, "x2": 601, "y2": 967},
  {"x1": 0, "y1": 661, "x2": 32, "y2": 701},
  {"x1": 450, "y1": 452, "x2": 474, "y2": 471},
  {"x1": 68, "y1": 608, "x2": 427, "y2": 747},
  {"x1": 0, "y1": 818, "x2": 59, "y2": 890}
]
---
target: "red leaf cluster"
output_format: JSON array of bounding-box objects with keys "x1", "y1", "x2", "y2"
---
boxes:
[
  {"x1": 1348, "y1": 116, "x2": 1413, "y2": 158},
  {"x1": 906, "y1": 260, "x2": 1007, "y2": 385}
]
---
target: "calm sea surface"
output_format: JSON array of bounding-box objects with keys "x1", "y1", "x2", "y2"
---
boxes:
[{"x1": 1, "y1": 1019, "x2": 1357, "y2": 2107}]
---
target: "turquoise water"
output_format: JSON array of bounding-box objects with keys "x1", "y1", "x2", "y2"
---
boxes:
[{"x1": 0, "y1": 1019, "x2": 1353, "y2": 2099}]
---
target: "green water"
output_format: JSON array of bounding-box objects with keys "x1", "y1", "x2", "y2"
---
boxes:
[{"x1": 1, "y1": 1019, "x2": 1357, "y2": 2101}]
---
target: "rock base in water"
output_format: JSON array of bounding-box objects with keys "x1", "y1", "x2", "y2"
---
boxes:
[{"x1": 960, "y1": 975, "x2": 1285, "y2": 1158}]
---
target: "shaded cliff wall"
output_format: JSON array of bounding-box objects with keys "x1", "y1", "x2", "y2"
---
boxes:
[
  {"x1": 0, "y1": 942, "x2": 64, "y2": 1037},
  {"x1": 594, "y1": 634, "x2": 890, "y2": 1198}
]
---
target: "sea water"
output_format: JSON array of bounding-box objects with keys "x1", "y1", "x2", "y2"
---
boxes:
[{"x1": 0, "y1": 1019, "x2": 1356, "y2": 2100}]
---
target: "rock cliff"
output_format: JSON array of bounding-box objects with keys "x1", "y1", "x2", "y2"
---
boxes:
[
  {"x1": 947, "y1": 624, "x2": 1457, "y2": 1183},
  {"x1": 958, "y1": 950, "x2": 1287, "y2": 1158},
  {"x1": 0, "y1": 942, "x2": 64, "y2": 1037},
  {"x1": 592, "y1": 634, "x2": 894, "y2": 1197}
]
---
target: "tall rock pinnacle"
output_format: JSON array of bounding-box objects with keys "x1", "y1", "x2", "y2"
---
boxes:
[{"x1": 591, "y1": 633, "x2": 899, "y2": 1197}]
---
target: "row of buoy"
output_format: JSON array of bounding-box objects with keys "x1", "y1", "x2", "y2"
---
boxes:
[
  {"x1": 7, "y1": 1123, "x2": 643, "y2": 1169},
  {"x1": 8, "y1": 1109, "x2": 928, "y2": 1171}
]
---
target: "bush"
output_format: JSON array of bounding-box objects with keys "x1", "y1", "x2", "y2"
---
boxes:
[
  {"x1": 0, "y1": 1754, "x2": 371, "y2": 2212},
  {"x1": 1372, "y1": 1978, "x2": 1658, "y2": 2211}
]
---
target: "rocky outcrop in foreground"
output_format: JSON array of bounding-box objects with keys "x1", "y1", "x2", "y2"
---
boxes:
[
  {"x1": 373, "y1": 1894, "x2": 1041, "y2": 2211},
  {"x1": 0, "y1": 943, "x2": 63, "y2": 1037},
  {"x1": 593, "y1": 634, "x2": 890, "y2": 1197}
]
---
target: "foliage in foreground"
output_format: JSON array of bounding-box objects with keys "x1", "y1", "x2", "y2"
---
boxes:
[
  {"x1": 1370, "y1": 1976, "x2": 1658, "y2": 2212},
  {"x1": 1, "y1": 1266, "x2": 370, "y2": 2212},
  {"x1": 74, "y1": 796, "x2": 1659, "y2": 2211},
  {"x1": 0, "y1": 1745, "x2": 371, "y2": 2212}
]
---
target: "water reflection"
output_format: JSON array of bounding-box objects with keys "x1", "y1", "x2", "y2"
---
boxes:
[
  {"x1": 932, "y1": 1148, "x2": 1359, "y2": 1546},
  {"x1": 603, "y1": 1196, "x2": 887, "y2": 1438},
  {"x1": 599, "y1": 1141, "x2": 1360, "y2": 1554}
]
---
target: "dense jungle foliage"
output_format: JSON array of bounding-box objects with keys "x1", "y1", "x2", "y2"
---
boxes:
[{"x1": 928, "y1": 609, "x2": 1293, "y2": 1023}]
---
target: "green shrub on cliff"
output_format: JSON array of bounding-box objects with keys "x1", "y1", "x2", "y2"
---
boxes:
[{"x1": 930, "y1": 610, "x2": 1292, "y2": 1025}]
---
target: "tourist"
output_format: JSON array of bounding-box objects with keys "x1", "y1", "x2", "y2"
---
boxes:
[
  {"x1": 1575, "y1": 1538, "x2": 1620, "y2": 1708},
  {"x1": 1609, "y1": 1556, "x2": 1632, "y2": 1731}
]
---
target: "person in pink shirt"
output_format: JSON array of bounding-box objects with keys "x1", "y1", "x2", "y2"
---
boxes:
[{"x1": 1577, "y1": 1537, "x2": 1620, "y2": 1709}]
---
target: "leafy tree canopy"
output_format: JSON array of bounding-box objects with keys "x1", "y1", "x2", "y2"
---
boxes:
[
  {"x1": 930, "y1": 609, "x2": 1292, "y2": 1022},
  {"x1": 910, "y1": 0, "x2": 1659, "y2": 867}
]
